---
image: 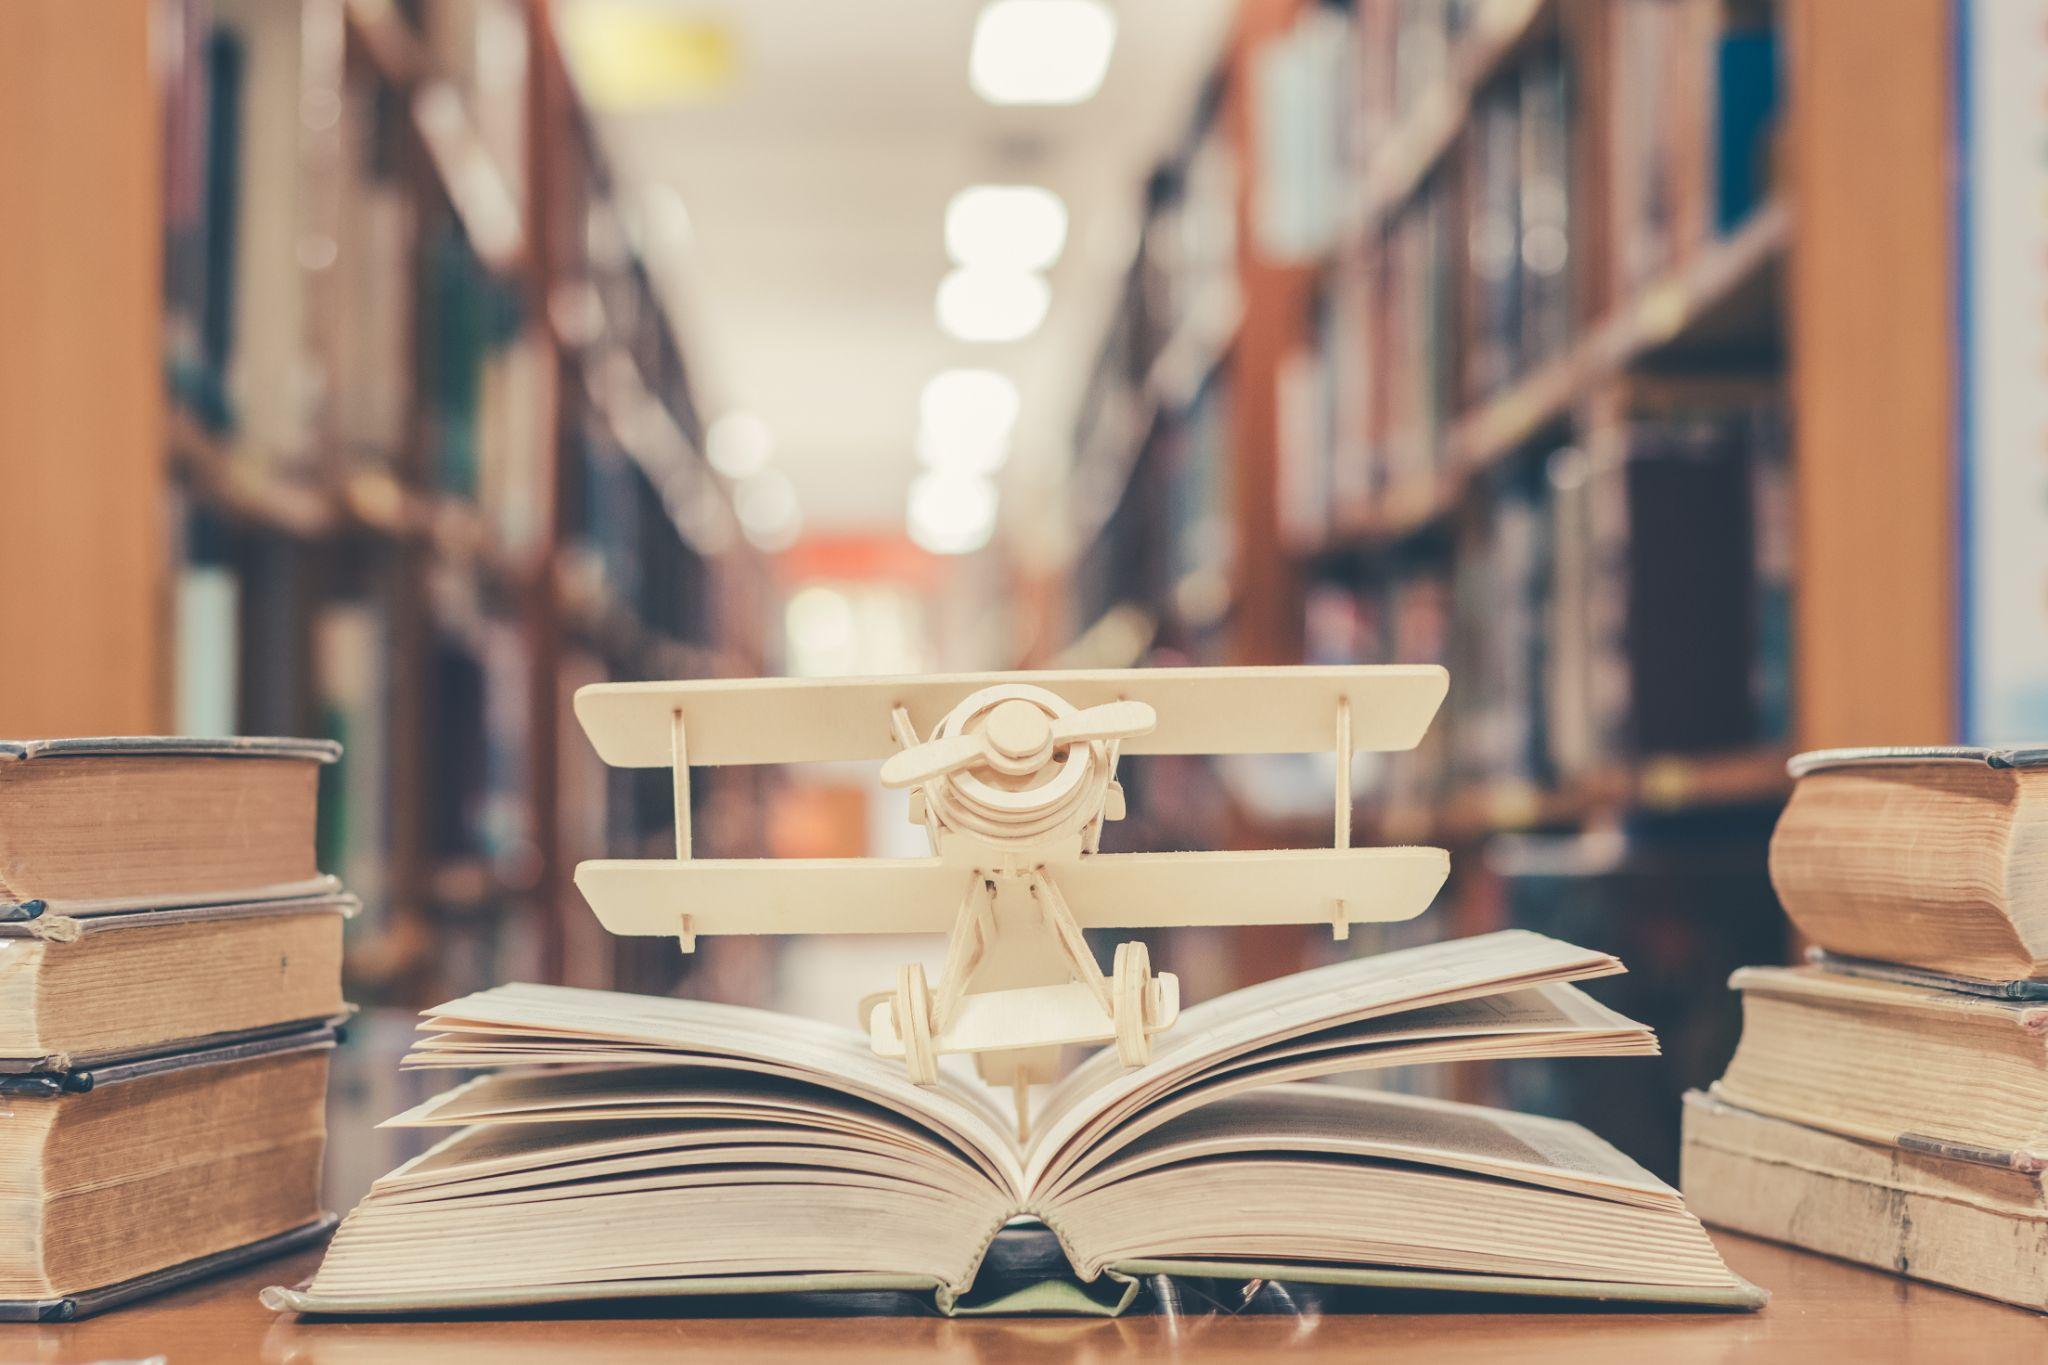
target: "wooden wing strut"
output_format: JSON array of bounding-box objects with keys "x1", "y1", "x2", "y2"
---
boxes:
[
  {"x1": 1333, "y1": 697, "x2": 1352, "y2": 941},
  {"x1": 672, "y1": 709, "x2": 695, "y2": 952}
]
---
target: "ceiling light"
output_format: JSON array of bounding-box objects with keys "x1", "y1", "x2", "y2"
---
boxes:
[
  {"x1": 733, "y1": 468, "x2": 801, "y2": 552},
  {"x1": 706, "y1": 411, "x2": 773, "y2": 479},
  {"x1": 969, "y1": 0, "x2": 1117, "y2": 106},
  {"x1": 945, "y1": 185, "x2": 1068, "y2": 271},
  {"x1": 784, "y1": 584, "x2": 856, "y2": 673},
  {"x1": 907, "y1": 471, "x2": 999, "y2": 555},
  {"x1": 935, "y1": 268, "x2": 1050, "y2": 343},
  {"x1": 919, "y1": 369, "x2": 1018, "y2": 474},
  {"x1": 917, "y1": 425, "x2": 1010, "y2": 477},
  {"x1": 921, "y1": 368, "x2": 1018, "y2": 438}
]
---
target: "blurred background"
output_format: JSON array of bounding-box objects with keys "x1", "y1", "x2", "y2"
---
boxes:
[{"x1": 2, "y1": 0, "x2": 2043, "y2": 1193}]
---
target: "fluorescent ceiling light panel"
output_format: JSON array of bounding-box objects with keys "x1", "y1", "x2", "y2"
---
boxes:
[
  {"x1": 945, "y1": 185, "x2": 1069, "y2": 271},
  {"x1": 705, "y1": 411, "x2": 774, "y2": 480},
  {"x1": 918, "y1": 368, "x2": 1019, "y2": 476},
  {"x1": 916, "y1": 425, "x2": 1009, "y2": 477},
  {"x1": 935, "y1": 268, "x2": 1050, "y2": 343},
  {"x1": 969, "y1": 0, "x2": 1117, "y2": 106},
  {"x1": 907, "y1": 471, "x2": 999, "y2": 555},
  {"x1": 920, "y1": 368, "x2": 1020, "y2": 440}
]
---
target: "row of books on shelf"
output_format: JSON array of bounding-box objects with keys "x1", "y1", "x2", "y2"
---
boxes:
[
  {"x1": 1067, "y1": 104, "x2": 1243, "y2": 649},
  {"x1": 1262, "y1": 0, "x2": 1781, "y2": 528},
  {"x1": 1302, "y1": 384, "x2": 1791, "y2": 801},
  {"x1": 1136, "y1": 92, "x2": 1239, "y2": 377},
  {"x1": 161, "y1": 0, "x2": 710, "y2": 563},
  {"x1": 156, "y1": 0, "x2": 762, "y2": 1008},
  {"x1": 1252, "y1": 0, "x2": 1781, "y2": 279},
  {"x1": 1610, "y1": 0, "x2": 1781, "y2": 291}
]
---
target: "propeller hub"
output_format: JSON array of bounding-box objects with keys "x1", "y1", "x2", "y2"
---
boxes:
[{"x1": 984, "y1": 698, "x2": 1052, "y2": 761}]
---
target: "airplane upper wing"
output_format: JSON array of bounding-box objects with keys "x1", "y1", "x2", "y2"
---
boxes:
[{"x1": 574, "y1": 666, "x2": 1448, "y2": 768}]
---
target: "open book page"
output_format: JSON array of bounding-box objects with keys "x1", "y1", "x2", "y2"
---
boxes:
[
  {"x1": 401, "y1": 982, "x2": 1026, "y2": 1195},
  {"x1": 299, "y1": 1038, "x2": 1025, "y2": 1307},
  {"x1": 1031, "y1": 981, "x2": 1654, "y2": 1201},
  {"x1": 389, "y1": 1066, "x2": 971, "y2": 1148},
  {"x1": 387, "y1": 1067, "x2": 928, "y2": 1135},
  {"x1": 368, "y1": 1115, "x2": 994, "y2": 1208},
  {"x1": 1188, "y1": 982, "x2": 1655, "y2": 1081},
  {"x1": 1022, "y1": 929, "x2": 1630, "y2": 1193},
  {"x1": 378, "y1": 1069, "x2": 1011, "y2": 1204},
  {"x1": 1045, "y1": 1086, "x2": 1739, "y2": 1289},
  {"x1": 303, "y1": 1154, "x2": 1008, "y2": 1305},
  {"x1": 1056, "y1": 1084, "x2": 1684, "y2": 1210}
]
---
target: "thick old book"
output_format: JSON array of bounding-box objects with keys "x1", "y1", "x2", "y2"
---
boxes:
[
  {"x1": 1769, "y1": 746, "x2": 2048, "y2": 982},
  {"x1": 266, "y1": 931, "x2": 1762, "y2": 1315},
  {"x1": 0, "y1": 737, "x2": 341, "y2": 918},
  {"x1": 1681, "y1": 1091, "x2": 2048, "y2": 1311},
  {"x1": 0, "y1": 892, "x2": 352, "y2": 1071},
  {"x1": 0, "y1": 1028, "x2": 334, "y2": 1313},
  {"x1": 1713, "y1": 965, "x2": 2048, "y2": 1169}
]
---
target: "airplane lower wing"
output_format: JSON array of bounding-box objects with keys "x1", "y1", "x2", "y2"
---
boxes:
[
  {"x1": 577, "y1": 858, "x2": 972, "y2": 936},
  {"x1": 574, "y1": 847, "x2": 1448, "y2": 939},
  {"x1": 1053, "y1": 847, "x2": 1449, "y2": 928}
]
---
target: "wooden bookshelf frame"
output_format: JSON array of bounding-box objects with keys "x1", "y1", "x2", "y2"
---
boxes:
[
  {"x1": 1783, "y1": 0, "x2": 1956, "y2": 746},
  {"x1": 0, "y1": 2, "x2": 171, "y2": 739}
]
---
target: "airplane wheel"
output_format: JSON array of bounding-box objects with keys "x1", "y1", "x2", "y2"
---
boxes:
[
  {"x1": 1112, "y1": 941, "x2": 1152, "y2": 1068},
  {"x1": 895, "y1": 963, "x2": 938, "y2": 1085}
]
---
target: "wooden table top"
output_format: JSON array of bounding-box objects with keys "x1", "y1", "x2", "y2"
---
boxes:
[{"x1": 4, "y1": 1233, "x2": 2038, "y2": 1363}]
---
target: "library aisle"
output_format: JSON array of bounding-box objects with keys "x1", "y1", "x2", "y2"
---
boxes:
[{"x1": 3, "y1": 0, "x2": 2048, "y2": 1345}]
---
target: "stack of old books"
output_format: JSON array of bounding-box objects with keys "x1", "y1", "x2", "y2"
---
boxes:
[
  {"x1": 0, "y1": 737, "x2": 348, "y2": 1321},
  {"x1": 1683, "y1": 744, "x2": 2048, "y2": 1310}
]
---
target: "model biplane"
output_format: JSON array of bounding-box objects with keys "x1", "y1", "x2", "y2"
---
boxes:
[{"x1": 573, "y1": 666, "x2": 1449, "y2": 1113}]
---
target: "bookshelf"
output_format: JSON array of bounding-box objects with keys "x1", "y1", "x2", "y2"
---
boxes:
[
  {"x1": 1, "y1": 0, "x2": 773, "y2": 1008},
  {"x1": 1043, "y1": 0, "x2": 1955, "y2": 1172},
  {"x1": 1052, "y1": 0, "x2": 1835, "y2": 853}
]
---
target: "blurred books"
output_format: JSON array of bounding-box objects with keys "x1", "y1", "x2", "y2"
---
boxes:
[{"x1": 158, "y1": 0, "x2": 771, "y2": 1014}]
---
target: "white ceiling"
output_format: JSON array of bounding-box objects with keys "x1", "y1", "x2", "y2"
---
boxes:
[{"x1": 563, "y1": 0, "x2": 1237, "y2": 539}]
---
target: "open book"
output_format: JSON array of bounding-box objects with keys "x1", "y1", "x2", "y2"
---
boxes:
[{"x1": 266, "y1": 930, "x2": 1761, "y2": 1315}]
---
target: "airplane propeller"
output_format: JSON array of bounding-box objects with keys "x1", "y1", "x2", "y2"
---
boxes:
[{"x1": 880, "y1": 698, "x2": 1156, "y2": 789}]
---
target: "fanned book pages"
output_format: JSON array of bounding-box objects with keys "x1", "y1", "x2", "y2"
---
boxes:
[{"x1": 266, "y1": 931, "x2": 1762, "y2": 1315}]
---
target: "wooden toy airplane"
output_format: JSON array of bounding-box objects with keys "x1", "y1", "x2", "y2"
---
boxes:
[{"x1": 572, "y1": 666, "x2": 1449, "y2": 1119}]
